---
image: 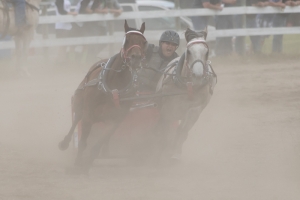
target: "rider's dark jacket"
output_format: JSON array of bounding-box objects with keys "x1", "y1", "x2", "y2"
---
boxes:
[{"x1": 138, "y1": 44, "x2": 178, "y2": 91}]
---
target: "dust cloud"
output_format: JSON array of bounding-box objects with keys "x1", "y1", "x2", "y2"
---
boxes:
[{"x1": 0, "y1": 56, "x2": 300, "y2": 200}]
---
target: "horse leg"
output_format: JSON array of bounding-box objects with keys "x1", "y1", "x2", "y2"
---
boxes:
[
  {"x1": 58, "y1": 113, "x2": 81, "y2": 151},
  {"x1": 74, "y1": 118, "x2": 92, "y2": 166},
  {"x1": 85, "y1": 122, "x2": 119, "y2": 169},
  {"x1": 173, "y1": 106, "x2": 204, "y2": 157},
  {"x1": 149, "y1": 118, "x2": 171, "y2": 165},
  {"x1": 58, "y1": 89, "x2": 84, "y2": 150}
]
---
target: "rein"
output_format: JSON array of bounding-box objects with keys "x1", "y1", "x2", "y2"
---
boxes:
[
  {"x1": 141, "y1": 65, "x2": 176, "y2": 76},
  {"x1": 120, "y1": 91, "x2": 188, "y2": 102}
]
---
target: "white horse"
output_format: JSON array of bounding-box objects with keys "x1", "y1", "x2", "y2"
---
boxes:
[
  {"x1": 0, "y1": 0, "x2": 40, "y2": 75},
  {"x1": 154, "y1": 28, "x2": 217, "y2": 163}
]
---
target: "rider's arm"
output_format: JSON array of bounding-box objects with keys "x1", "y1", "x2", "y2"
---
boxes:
[
  {"x1": 110, "y1": 0, "x2": 123, "y2": 14},
  {"x1": 202, "y1": 0, "x2": 223, "y2": 11},
  {"x1": 55, "y1": 0, "x2": 68, "y2": 15},
  {"x1": 221, "y1": 0, "x2": 236, "y2": 4},
  {"x1": 252, "y1": 0, "x2": 269, "y2": 7},
  {"x1": 269, "y1": 0, "x2": 286, "y2": 8},
  {"x1": 286, "y1": 0, "x2": 300, "y2": 6},
  {"x1": 79, "y1": 0, "x2": 95, "y2": 13},
  {"x1": 91, "y1": 0, "x2": 105, "y2": 12}
]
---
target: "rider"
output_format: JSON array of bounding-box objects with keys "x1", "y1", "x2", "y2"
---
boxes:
[
  {"x1": 139, "y1": 30, "x2": 180, "y2": 92},
  {"x1": 9, "y1": 0, "x2": 29, "y2": 34}
]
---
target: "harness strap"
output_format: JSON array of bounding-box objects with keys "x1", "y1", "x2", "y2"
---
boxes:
[
  {"x1": 186, "y1": 82, "x2": 194, "y2": 100},
  {"x1": 120, "y1": 91, "x2": 187, "y2": 102},
  {"x1": 112, "y1": 89, "x2": 120, "y2": 108}
]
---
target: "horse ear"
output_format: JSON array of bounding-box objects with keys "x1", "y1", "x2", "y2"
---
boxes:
[
  {"x1": 124, "y1": 20, "x2": 129, "y2": 33},
  {"x1": 140, "y1": 22, "x2": 145, "y2": 34},
  {"x1": 203, "y1": 26, "x2": 208, "y2": 40},
  {"x1": 185, "y1": 28, "x2": 190, "y2": 42}
]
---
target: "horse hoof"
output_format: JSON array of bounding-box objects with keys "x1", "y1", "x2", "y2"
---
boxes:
[{"x1": 58, "y1": 141, "x2": 69, "y2": 151}]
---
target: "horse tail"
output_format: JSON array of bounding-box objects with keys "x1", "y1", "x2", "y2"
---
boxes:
[{"x1": 0, "y1": 0, "x2": 10, "y2": 40}]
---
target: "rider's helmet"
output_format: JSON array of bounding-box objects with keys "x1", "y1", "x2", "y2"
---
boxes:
[{"x1": 159, "y1": 30, "x2": 180, "y2": 46}]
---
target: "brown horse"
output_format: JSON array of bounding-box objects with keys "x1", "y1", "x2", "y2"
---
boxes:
[
  {"x1": 58, "y1": 20, "x2": 148, "y2": 171},
  {"x1": 154, "y1": 28, "x2": 217, "y2": 163},
  {"x1": 0, "y1": 0, "x2": 40, "y2": 75}
]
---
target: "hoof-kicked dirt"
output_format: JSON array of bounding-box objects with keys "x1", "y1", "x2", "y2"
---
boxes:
[{"x1": 0, "y1": 56, "x2": 300, "y2": 200}]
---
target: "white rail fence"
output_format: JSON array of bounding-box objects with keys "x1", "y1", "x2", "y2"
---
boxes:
[{"x1": 0, "y1": 6, "x2": 300, "y2": 50}]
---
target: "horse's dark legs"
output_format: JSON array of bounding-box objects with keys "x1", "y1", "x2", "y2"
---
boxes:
[
  {"x1": 150, "y1": 119, "x2": 170, "y2": 165},
  {"x1": 172, "y1": 107, "x2": 203, "y2": 157},
  {"x1": 75, "y1": 119, "x2": 92, "y2": 166},
  {"x1": 58, "y1": 114, "x2": 81, "y2": 151},
  {"x1": 86, "y1": 122, "x2": 119, "y2": 168},
  {"x1": 58, "y1": 90, "x2": 84, "y2": 151}
]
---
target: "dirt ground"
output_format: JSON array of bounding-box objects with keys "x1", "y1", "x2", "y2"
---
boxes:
[{"x1": 0, "y1": 55, "x2": 299, "y2": 200}]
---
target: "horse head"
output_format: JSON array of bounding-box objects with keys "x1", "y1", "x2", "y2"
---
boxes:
[
  {"x1": 181, "y1": 28, "x2": 209, "y2": 86},
  {"x1": 121, "y1": 20, "x2": 148, "y2": 69}
]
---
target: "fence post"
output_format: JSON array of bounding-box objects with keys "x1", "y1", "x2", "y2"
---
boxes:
[
  {"x1": 242, "y1": 0, "x2": 246, "y2": 55},
  {"x1": 107, "y1": 2, "x2": 115, "y2": 57},
  {"x1": 41, "y1": 5, "x2": 49, "y2": 60},
  {"x1": 174, "y1": 0, "x2": 181, "y2": 31}
]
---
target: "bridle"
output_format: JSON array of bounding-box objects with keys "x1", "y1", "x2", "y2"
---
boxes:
[
  {"x1": 120, "y1": 31, "x2": 147, "y2": 65},
  {"x1": 172, "y1": 38, "x2": 211, "y2": 99},
  {"x1": 184, "y1": 39, "x2": 209, "y2": 79}
]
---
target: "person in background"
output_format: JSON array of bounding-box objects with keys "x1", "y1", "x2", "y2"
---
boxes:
[
  {"x1": 101, "y1": 0, "x2": 122, "y2": 16},
  {"x1": 190, "y1": 0, "x2": 223, "y2": 31},
  {"x1": 77, "y1": 0, "x2": 103, "y2": 14},
  {"x1": 55, "y1": 0, "x2": 77, "y2": 63},
  {"x1": 269, "y1": 0, "x2": 288, "y2": 53},
  {"x1": 245, "y1": 0, "x2": 269, "y2": 54},
  {"x1": 286, "y1": 0, "x2": 300, "y2": 26},
  {"x1": 230, "y1": 0, "x2": 245, "y2": 56},
  {"x1": 74, "y1": 0, "x2": 122, "y2": 62},
  {"x1": 214, "y1": 0, "x2": 236, "y2": 56}
]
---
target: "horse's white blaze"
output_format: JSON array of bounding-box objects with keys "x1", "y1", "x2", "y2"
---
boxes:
[
  {"x1": 192, "y1": 62, "x2": 204, "y2": 76},
  {"x1": 187, "y1": 38, "x2": 207, "y2": 77}
]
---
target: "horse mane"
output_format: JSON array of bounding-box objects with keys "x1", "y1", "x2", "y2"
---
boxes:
[{"x1": 185, "y1": 28, "x2": 207, "y2": 43}]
